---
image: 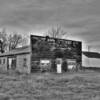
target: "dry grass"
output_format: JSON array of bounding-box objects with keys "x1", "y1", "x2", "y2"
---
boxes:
[{"x1": 0, "y1": 71, "x2": 100, "y2": 100}]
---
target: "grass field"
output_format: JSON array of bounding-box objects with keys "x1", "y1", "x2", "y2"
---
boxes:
[{"x1": 0, "y1": 71, "x2": 100, "y2": 100}]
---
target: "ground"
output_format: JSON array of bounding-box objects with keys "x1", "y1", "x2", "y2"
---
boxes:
[{"x1": 0, "y1": 70, "x2": 100, "y2": 100}]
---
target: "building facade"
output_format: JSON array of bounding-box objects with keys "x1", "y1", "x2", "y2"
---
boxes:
[
  {"x1": 30, "y1": 35, "x2": 82, "y2": 72},
  {"x1": 0, "y1": 46, "x2": 31, "y2": 73}
]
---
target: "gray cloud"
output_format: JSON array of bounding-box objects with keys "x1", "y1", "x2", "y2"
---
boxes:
[{"x1": 0, "y1": 0, "x2": 100, "y2": 51}]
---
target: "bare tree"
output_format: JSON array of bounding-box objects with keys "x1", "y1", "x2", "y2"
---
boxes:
[
  {"x1": 0, "y1": 28, "x2": 8, "y2": 53},
  {"x1": 0, "y1": 40, "x2": 4, "y2": 53},
  {"x1": 46, "y1": 25, "x2": 67, "y2": 38},
  {"x1": 21, "y1": 34, "x2": 29, "y2": 47},
  {"x1": 0, "y1": 28, "x2": 28, "y2": 52},
  {"x1": 8, "y1": 32, "x2": 23, "y2": 50}
]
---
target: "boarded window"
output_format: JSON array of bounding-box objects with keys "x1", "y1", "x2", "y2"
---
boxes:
[
  {"x1": 3, "y1": 59, "x2": 5, "y2": 64},
  {"x1": 23, "y1": 58, "x2": 27, "y2": 67}
]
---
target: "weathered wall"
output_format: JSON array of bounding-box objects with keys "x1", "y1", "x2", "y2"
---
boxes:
[
  {"x1": 31, "y1": 35, "x2": 82, "y2": 71},
  {"x1": 16, "y1": 54, "x2": 31, "y2": 73},
  {"x1": 82, "y1": 54, "x2": 100, "y2": 68},
  {"x1": 82, "y1": 54, "x2": 90, "y2": 67},
  {"x1": 89, "y1": 58, "x2": 100, "y2": 67},
  {"x1": 0, "y1": 57, "x2": 7, "y2": 71}
]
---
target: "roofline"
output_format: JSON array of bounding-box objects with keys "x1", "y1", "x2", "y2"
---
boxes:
[
  {"x1": 82, "y1": 51, "x2": 100, "y2": 58},
  {"x1": 30, "y1": 35, "x2": 82, "y2": 43},
  {"x1": 0, "y1": 52, "x2": 30, "y2": 57},
  {"x1": 82, "y1": 51, "x2": 100, "y2": 53}
]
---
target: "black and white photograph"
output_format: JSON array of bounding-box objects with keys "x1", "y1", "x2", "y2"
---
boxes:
[{"x1": 0, "y1": 0, "x2": 100, "y2": 100}]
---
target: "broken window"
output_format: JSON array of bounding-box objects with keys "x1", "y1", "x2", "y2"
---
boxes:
[{"x1": 23, "y1": 58, "x2": 27, "y2": 67}]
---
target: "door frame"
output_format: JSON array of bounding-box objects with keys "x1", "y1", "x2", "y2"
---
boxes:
[{"x1": 7, "y1": 55, "x2": 16, "y2": 70}]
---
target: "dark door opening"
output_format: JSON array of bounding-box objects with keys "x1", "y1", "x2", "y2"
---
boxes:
[{"x1": 7, "y1": 56, "x2": 16, "y2": 70}]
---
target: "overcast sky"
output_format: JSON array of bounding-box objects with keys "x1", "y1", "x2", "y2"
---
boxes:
[{"x1": 0, "y1": 0, "x2": 100, "y2": 51}]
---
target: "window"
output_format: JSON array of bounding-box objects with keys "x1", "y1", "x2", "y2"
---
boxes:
[
  {"x1": 23, "y1": 58, "x2": 27, "y2": 67},
  {"x1": 3, "y1": 59, "x2": 5, "y2": 64}
]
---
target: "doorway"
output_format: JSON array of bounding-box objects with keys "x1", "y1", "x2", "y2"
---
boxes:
[{"x1": 7, "y1": 56, "x2": 16, "y2": 70}]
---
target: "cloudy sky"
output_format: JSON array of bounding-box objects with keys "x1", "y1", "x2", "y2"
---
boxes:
[{"x1": 0, "y1": 0, "x2": 100, "y2": 51}]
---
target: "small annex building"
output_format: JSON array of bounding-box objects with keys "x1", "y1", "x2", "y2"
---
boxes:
[
  {"x1": 82, "y1": 51, "x2": 100, "y2": 68},
  {"x1": 0, "y1": 46, "x2": 31, "y2": 73}
]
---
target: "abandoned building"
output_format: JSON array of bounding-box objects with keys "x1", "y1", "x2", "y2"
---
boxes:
[
  {"x1": 0, "y1": 46, "x2": 31, "y2": 73},
  {"x1": 0, "y1": 35, "x2": 82, "y2": 73}
]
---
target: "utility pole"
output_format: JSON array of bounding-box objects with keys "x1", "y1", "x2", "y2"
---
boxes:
[
  {"x1": 87, "y1": 45, "x2": 90, "y2": 67},
  {"x1": 87, "y1": 45, "x2": 91, "y2": 52}
]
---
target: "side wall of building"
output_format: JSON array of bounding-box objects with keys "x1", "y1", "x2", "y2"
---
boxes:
[
  {"x1": 82, "y1": 54, "x2": 90, "y2": 67},
  {"x1": 0, "y1": 57, "x2": 7, "y2": 71},
  {"x1": 16, "y1": 54, "x2": 31, "y2": 73},
  {"x1": 89, "y1": 58, "x2": 100, "y2": 68},
  {"x1": 82, "y1": 54, "x2": 100, "y2": 68}
]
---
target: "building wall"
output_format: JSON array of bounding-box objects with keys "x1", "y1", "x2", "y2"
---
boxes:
[
  {"x1": 82, "y1": 54, "x2": 100, "y2": 68},
  {"x1": 0, "y1": 57, "x2": 7, "y2": 71},
  {"x1": 82, "y1": 54, "x2": 90, "y2": 67},
  {"x1": 16, "y1": 54, "x2": 31, "y2": 73},
  {"x1": 89, "y1": 58, "x2": 100, "y2": 67},
  {"x1": 31, "y1": 35, "x2": 82, "y2": 71}
]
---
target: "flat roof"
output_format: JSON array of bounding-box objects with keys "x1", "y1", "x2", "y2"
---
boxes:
[
  {"x1": 30, "y1": 35, "x2": 82, "y2": 43},
  {"x1": 82, "y1": 51, "x2": 100, "y2": 58},
  {"x1": 0, "y1": 46, "x2": 31, "y2": 57}
]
